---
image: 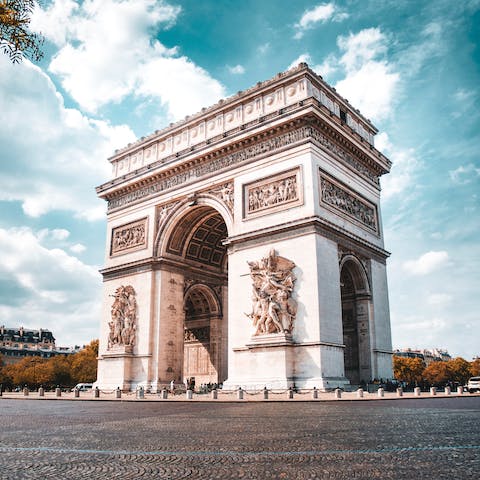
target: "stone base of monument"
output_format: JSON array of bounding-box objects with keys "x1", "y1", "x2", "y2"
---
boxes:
[
  {"x1": 223, "y1": 333, "x2": 294, "y2": 390},
  {"x1": 246, "y1": 332, "x2": 294, "y2": 347},
  {"x1": 96, "y1": 348, "x2": 151, "y2": 391},
  {"x1": 224, "y1": 332, "x2": 351, "y2": 391}
]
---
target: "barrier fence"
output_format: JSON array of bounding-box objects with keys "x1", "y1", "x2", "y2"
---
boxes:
[{"x1": 0, "y1": 385, "x2": 473, "y2": 401}]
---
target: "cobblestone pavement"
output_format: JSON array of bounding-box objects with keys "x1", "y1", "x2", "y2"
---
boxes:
[{"x1": 0, "y1": 397, "x2": 479, "y2": 479}]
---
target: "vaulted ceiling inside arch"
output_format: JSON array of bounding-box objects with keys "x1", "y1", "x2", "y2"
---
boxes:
[{"x1": 166, "y1": 207, "x2": 227, "y2": 269}]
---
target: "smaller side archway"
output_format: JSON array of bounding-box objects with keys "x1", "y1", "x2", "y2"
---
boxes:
[{"x1": 339, "y1": 255, "x2": 372, "y2": 385}]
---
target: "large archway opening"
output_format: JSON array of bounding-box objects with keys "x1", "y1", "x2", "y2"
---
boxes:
[
  {"x1": 340, "y1": 256, "x2": 372, "y2": 385},
  {"x1": 164, "y1": 204, "x2": 228, "y2": 388},
  {"x1": 183, "y1": 285, "x2": 222, "y2": 386}
]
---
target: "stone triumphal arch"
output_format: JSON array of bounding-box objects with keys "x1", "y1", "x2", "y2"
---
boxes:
[{"x1": 95, "y1": 63, "x2": 393, "y2": 391}]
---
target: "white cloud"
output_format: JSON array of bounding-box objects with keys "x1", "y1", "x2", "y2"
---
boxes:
[
  {"x1": 257, "y1": 42, "x2": 270, "y2": 55},
  {"x1": 0, "y1": 56, "x2": 135, "y2": 219},
  {"x1": 0, "y1": 228, "x2": 101, "y2": 345},
  {"x1": 70, "y1": 243, "x2": 87, "y2": 254},
  {"x1": 403, "y1": 251, "x2": 449, "y2": 275},
  {"x1": 312, "y1": 54, "x2": 338, "y2": 79},
  {"x1": 288, "y1": 53, "x2": 338, "y2": 79},
  {"x1": 378, "y1": 133, "x2": 421, "y2": 201},
  {"x1": 427, "y1": 293, "x2": 453, "y2": 306},
  {"x1": 288, "y1": 53, "x2": 312, "y2": 70},
  {"x1": 37, "y1": 228, "x2": 70, "y2": 243},
  {"x1": 294, "y1": 3, "x2": 348, "y2": 39},
  {"x1": 454, "y1": 88, "x2": 476, "y2": 104},
  {"x1": 334, "y1": 28, "x2": 400, "y2": 122},
  {"x1": 136, "y1": 55, "x2": 225, "y2": 120},
  {"x1": 337, "y1": 28, "x2": 387, "y2": 71},
  {"x1": 449, "y1": 164, "x2": 480, "y2": 185},
  {"x1": 399, "y1": 21, "x2": 446, "y2": 77},
  {"x1": 228, "y1": 64, "x2": 245, "y2": 74},
  {"x1": 32, "y1": 0, "x2": 225, "y2": 120}
]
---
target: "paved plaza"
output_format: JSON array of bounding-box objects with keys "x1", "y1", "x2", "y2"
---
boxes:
[{"x1": 0, "y1": 396, "x2": 479, "y2": 479}]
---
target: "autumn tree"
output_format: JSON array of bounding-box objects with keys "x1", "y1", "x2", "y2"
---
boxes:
[
  {"x1": 470, "y1": 358, "x2": 480, "y2": 377},
  {"x1": 423, "y1": 361, "x2": 451, "y2": 386},
  {"x1": 48, "y1": 355, "x2": 73, "y2": 387},
  {"x1": 70, "y1": 339, "x2": 98, "y2": 384},
  {"x1": 393, "y1": 356, "x2": 425, "y2": 385},
  {"x1": 0, "y1": 0, "x2": 44, "y2": 63},
  {"x1": 3, "y1": 356, "x2": 49, "y2": 387},
  {"x1": 1, "y1": 340, "x2": 98, "y2": 389},
  {"x1": 448, "y1": 357, "x2": 471, "y2": 385},
  {"x1": 0, "y1": 353, "x2": 11, "y2": 386}
]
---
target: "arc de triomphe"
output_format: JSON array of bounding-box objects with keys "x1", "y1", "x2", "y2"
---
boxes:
[{"x1": 95, "y1": 63, "x2": 393, "y2": 391}]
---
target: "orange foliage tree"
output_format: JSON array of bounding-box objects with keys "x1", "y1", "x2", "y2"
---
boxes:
[
  {"x1": 470, "y1": 358, "x2": 480, "y2": 377},
  {"x1": 393, "y1": 356, "x2": 425, "y2": 385},
  {"x1": 423, "y1": 361, "x2": 451, "y2": 386},
  {"x1": 70, "y1": 339, "x2": 98, "y2": 384},
  {"x1": 0, "y1": 339, "x2": 98, "y2": 389},
  {"x1": 447, "y1": 357, "x2": 471, "y2": 385}
]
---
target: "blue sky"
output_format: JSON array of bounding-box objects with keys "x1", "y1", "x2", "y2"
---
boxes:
[{"x1": 0, "y1": 0, "x2": 478, "y2": 359}]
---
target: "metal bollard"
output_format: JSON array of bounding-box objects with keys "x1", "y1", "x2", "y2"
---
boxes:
[
  {"x1": 55, "y1": 387, "x2": 61, "y2": 397},
  {"x1": 137, "y1": 386, "x2": 144, "y2": 399},
  {"x1": 457, "y1": 386, "x2": 464, "y2": 395},
  {"x1": 377, "y1": 387, "x2": 384, "y2": 398},
  {"x1": 414, "y1": 387, "x2": 421, "y2": 396},
  {"x1": 211, "y1": 389, "x2": 218, "y2": 400},
  {"x1": 430, "y1": 387, "x2": 437, "y2": 396},
  {"x1": 312, "y1": 387, "x2": 318, "y2": 399},
  {"x1": 161, "y1": 389, "x2": 168, "y2": 399},
  {"x1": 356, "y1": 388, "x2": 364, "y2": 398},
  {"x1": 74, "y1": 388, "x2": 80, "y2": 398},
  {"x1": 237, "y1": 387, "x2": 244, "y2": 400},
  {"x1": 186, "y1": 389, "x2": 193, "y2": 399},
  {"x1": 38, "y1": 387, "x2": 44, "y2": 397},
  {"x1": 445, "y1": 386, "x2": 451, "y2": 396},
  {"x1": 396, "y1": 387, "x2": 403, "y2": 397},
  {"x1": 0, "y1": 385, "x2": 3, "y2": 397},
  {"x1": 288, "y1": 387, "x2": 294, "y2": 399},
  {"x1": 116, "y1": 387, "x2": 122, "y2": 399},
  {"x1": 263, "y1": 387, "x2": 269, "y2": 400},
  {"x1": 94, "y1": 387, "x2": 100, "y2": 398},
  {"x1": 334, "y1": 388, "x2": 342, "y2": 399},
  {"x1": 23, "y1": 387, "x2": 29, "y2": 396}
]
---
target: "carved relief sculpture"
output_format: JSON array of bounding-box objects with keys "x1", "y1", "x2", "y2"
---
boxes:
[
  {"x1": 244, "y1": 168, "x2": 302, "y2": 219},
  {"x1": 320, "y1": 175, "x2": 378, "y2": 232},
  {"x1": 184, "y1": 326, "x2": 210, "y2": 342},
  {"x1": 156, "y1": 201, "x2": 179, "y2": 232},
  {"x1": 111, "y1": 218, "x2": 147, "y2": 255},
  {"x1": 246, "y1": 249, "x2": 297, "y2": 335},
  {"x1": 108, "y1": 285, "x2": 137, "y2": 350},
  {"x1": 209, "y1": 182, "x2": 234, "y2": 213}
]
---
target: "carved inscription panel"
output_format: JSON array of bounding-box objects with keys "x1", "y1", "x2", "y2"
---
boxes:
[
  {"x1": 319, "y1": 172, "x2": 378, "y2": 233},
  {"x1": 110, "y1": 217, "x2": 148, "y2": 256},
  {"x1": 244, "y1": 168, "x2": 303, "y2": 219}
]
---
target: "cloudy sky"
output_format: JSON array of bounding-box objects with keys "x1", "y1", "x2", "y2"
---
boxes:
[{"x1": 1, "y1": 0, "x2": 478, "y2": 359}]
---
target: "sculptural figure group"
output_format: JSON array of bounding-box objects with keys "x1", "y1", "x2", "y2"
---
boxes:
[
  {"x1": 108, "y1": 285, "x2": 137, "y2": 349},
  {"x1": 247, "y1": 249, "x2": 297, "y2": 336}
]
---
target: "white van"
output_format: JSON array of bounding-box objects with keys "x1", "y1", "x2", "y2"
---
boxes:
[
  {"x1": 74, "y1": 383, "x2": 93, "y2": 392},
  {"x1": 467, "y1": 377, "x2": 480, "y2": 393}
]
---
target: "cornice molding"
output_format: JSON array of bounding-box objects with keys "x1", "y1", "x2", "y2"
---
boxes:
[{"x1": 100, "y1": 112, "x2": 388, "y2": 213}]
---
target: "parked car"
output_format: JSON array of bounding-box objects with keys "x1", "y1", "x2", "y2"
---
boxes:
[
  {"x1": 466, "y1": 377, "x2": 480, "y2": 393},
  {"x1": 74, "y1": 383, "x2": 93, "y2": 392}
]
